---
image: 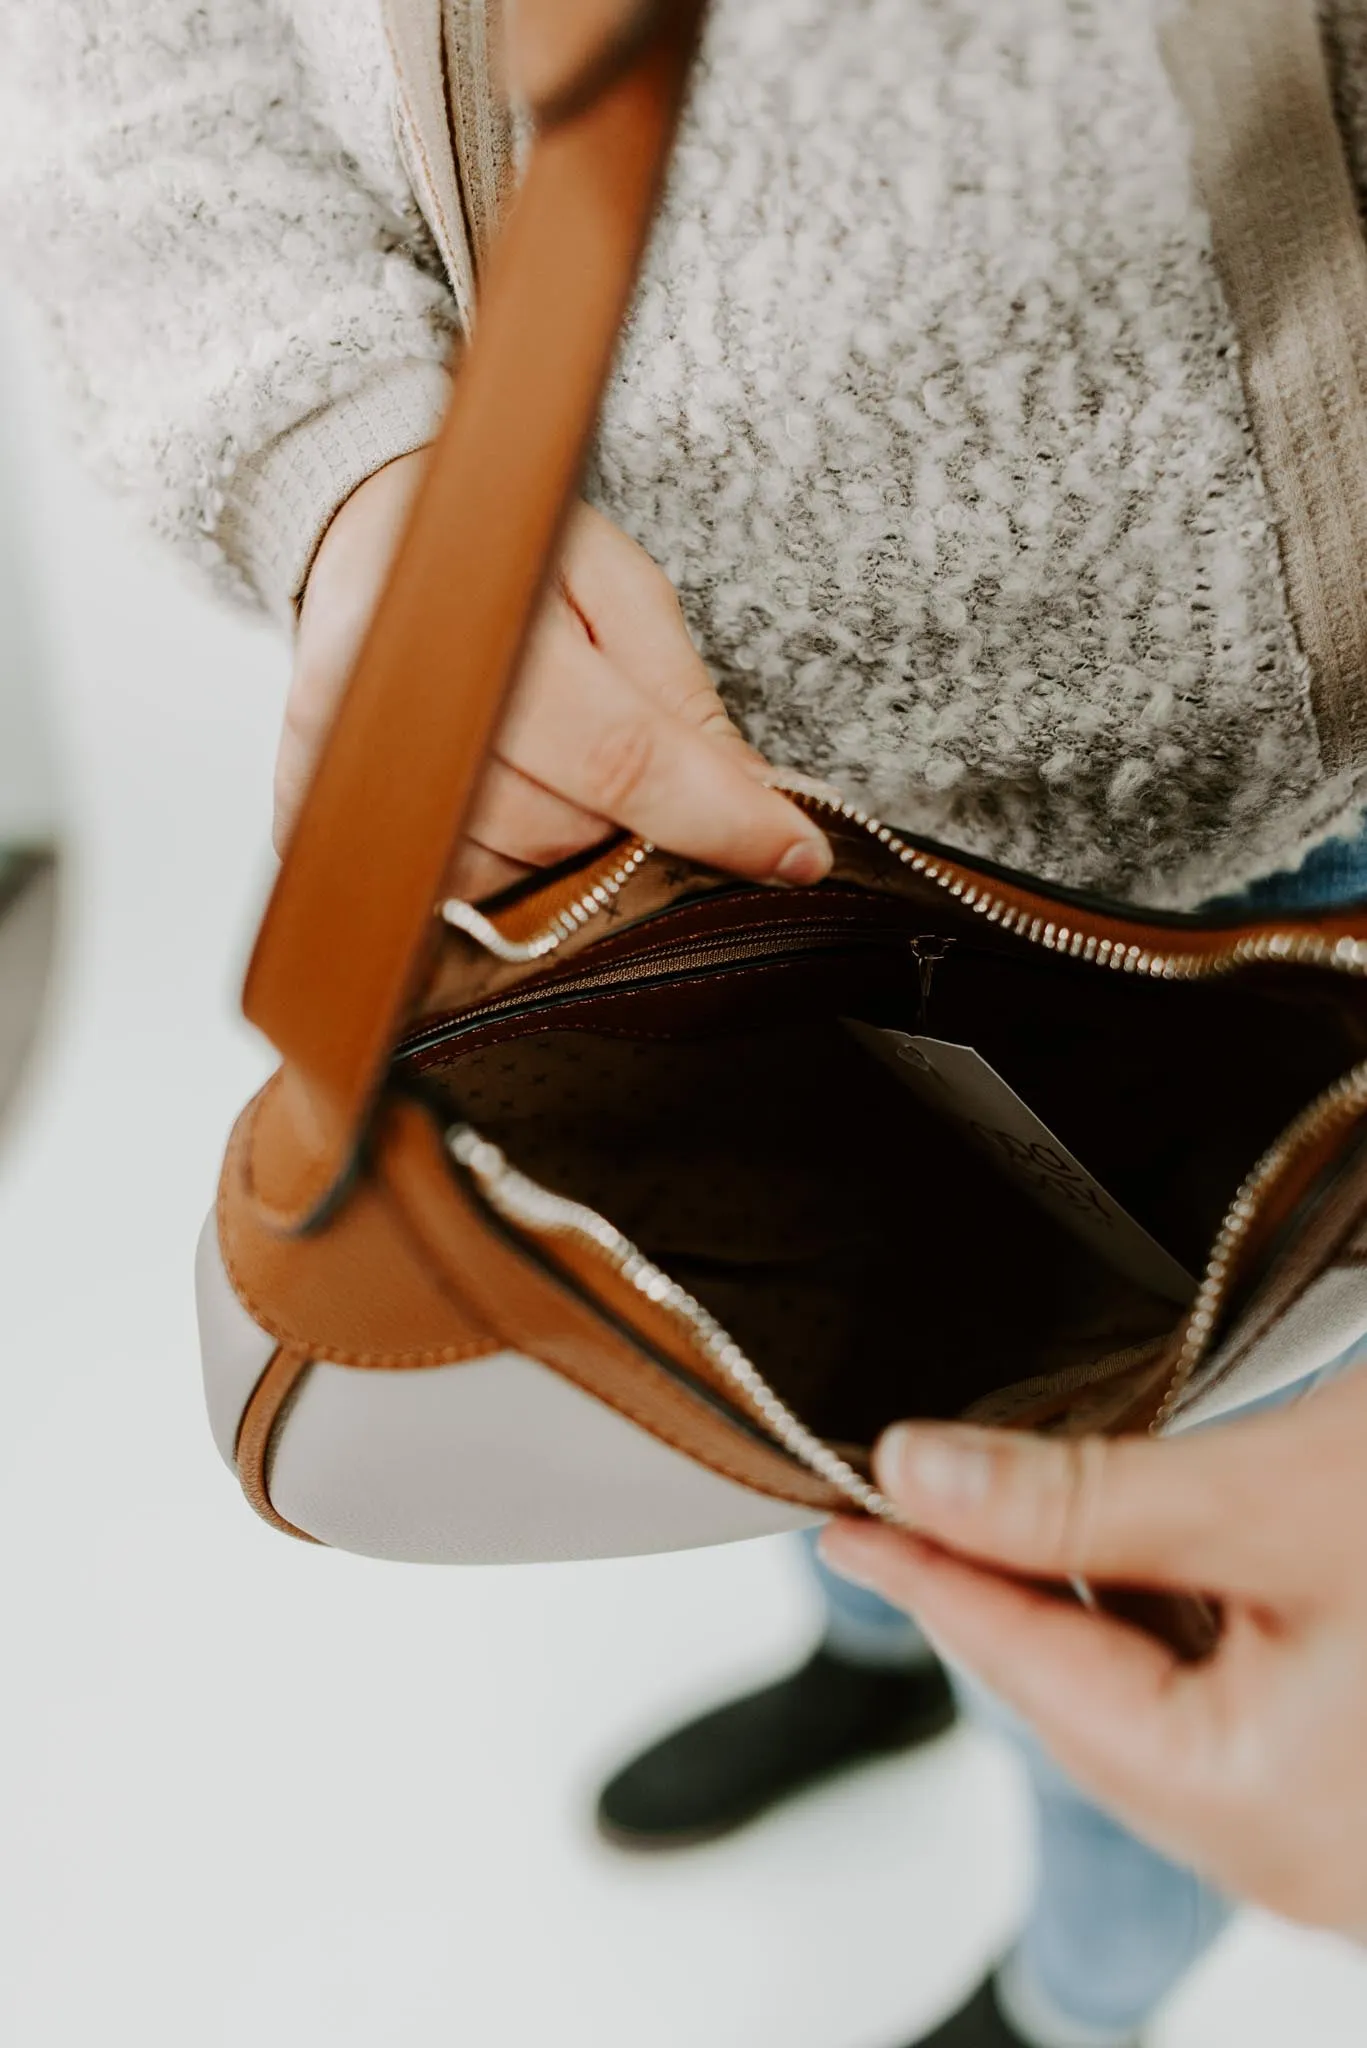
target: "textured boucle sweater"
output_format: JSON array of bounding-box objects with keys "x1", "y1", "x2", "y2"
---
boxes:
[{"x1": 5, "y1": 0, "x2": 1367, "y2": 905}]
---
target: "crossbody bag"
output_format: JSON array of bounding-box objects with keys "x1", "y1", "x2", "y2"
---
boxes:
[{"x1": 200, "y1": 0, "x2": 1367, "y2": 1583}]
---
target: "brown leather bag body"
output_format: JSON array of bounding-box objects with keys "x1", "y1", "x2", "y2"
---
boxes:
[{"x1": 200, "y1": 0, "x2": 1367, "y2": 1569}]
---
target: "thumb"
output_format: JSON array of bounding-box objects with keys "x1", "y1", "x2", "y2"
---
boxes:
[{"x1": 870, "y1": 1419, "x2": 1290, "y2": 1604}]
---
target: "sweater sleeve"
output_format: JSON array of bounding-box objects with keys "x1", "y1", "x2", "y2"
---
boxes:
[{"x1": 0, "y1": 0, "x2": 457, "y2": 619}]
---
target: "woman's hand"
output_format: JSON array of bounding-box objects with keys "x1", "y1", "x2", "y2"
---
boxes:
[
  {"x1": 821, "y1": 1368, "x2": 1367, "y2": 1941},
  {"x1": 279, "y1": 450, "x2": 831, "y2": 900}
]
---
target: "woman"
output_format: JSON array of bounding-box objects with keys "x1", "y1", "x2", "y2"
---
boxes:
[{"x1": 4, "y1": 2, "x2": 1367, "y2": 2041}]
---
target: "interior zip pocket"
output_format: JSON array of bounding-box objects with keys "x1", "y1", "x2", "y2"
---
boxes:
[{"x1": 400, "y1": 918, "x2": 937, "y2": 1061}]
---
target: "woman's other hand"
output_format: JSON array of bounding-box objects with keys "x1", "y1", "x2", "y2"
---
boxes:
[
  {"x1": 822, "y1": 1368, "x2": 1367, "y2": 1942},
  {"x1": 279, "y1": 451, "x2": 831, "y2": 901}
]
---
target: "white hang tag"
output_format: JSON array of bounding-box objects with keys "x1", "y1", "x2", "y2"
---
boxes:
[{"x1": 844, "y1": 1022, "x2": 1197, "y2": 1306}]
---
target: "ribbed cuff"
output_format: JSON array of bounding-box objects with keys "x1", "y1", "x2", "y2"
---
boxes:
[{"x1": 217, "y1": 359, "x2": 452, "y2": 622}]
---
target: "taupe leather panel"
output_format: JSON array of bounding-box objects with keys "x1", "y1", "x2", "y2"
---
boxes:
[
  {"x1": 268, "y1": 1349, "x2": 820, "y2": 1563},
  {"x1": 1171, "y1": 1259, "x2": 1367, "y2": 1429},
  {"x1": 195, "y1": 1215, "x2": 278, "y2": 1469}
]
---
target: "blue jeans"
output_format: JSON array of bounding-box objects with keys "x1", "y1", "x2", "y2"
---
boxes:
[{"x1": 806, "y1": 811, "x2": 1367, "y2": 2039}]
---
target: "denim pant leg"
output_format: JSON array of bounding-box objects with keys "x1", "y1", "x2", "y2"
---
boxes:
[
  {"x1": 968, "y1": 1683, "x2": 1232, "y2": 2044},
  {"x1": 798, "y1": 1527, "x2": 936, "y2": 1668}
]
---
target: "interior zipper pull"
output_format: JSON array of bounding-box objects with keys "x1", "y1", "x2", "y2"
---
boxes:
[{"x1": 909, "y1": 936, "x2": 953, "y2": 1032}]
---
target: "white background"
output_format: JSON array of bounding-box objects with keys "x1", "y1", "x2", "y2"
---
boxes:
[
  {"x1": 0, "y1": 304, "x2": 58, "y2": 842},
  {"x1": 2, "y1": 288, "x2": 1367, "y2": 2047}
]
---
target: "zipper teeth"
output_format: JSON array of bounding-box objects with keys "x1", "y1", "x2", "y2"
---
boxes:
[
  {"x1": 441, "y1": 842, "x2": 655, "y2": 963},
  {"x1": 441, "y1": 786, "x2": 1367, "y2": 980},
  {"x1": 405, "y1": 923, "x2": 892, "y2": 1054},
  {"x1": 1155, "y1": 1058, "x2": 1367, "y2": 1431},
  {"x1": 807, "y1": 793, "x2": 1367, "y2": 980},
  {"x1": 447, "y1": 1123, "x2": 904, "y2": 1523}
]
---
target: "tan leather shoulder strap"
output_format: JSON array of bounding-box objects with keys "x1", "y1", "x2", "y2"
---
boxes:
[{"x1": 242, "y1": 1, "x2": 705, "y2": 1231}]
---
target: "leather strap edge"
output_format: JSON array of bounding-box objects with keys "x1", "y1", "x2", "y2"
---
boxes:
[{"x1": 235, "y1": 1346, "x2": 322, "y2": 1544}]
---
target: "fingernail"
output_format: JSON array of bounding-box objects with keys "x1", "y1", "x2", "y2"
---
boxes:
[
  {"x1": 774, "y1": 835, "x2": 833, "y2": 885},
  {"x1": 876, "y1": 1426, "x2": 993, "y2": 1506}
]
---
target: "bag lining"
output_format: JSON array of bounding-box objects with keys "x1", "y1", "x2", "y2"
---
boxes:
[{"x1": 416, "y1": 932, "x2": 1366, "y2": 1449}]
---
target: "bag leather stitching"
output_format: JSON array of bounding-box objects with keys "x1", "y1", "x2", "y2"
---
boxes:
[
  {"x1": 234, "y1": 1344, "x2": 322, "y2": 1543},
  {"x1": 218, "y1": 1095, "x2": 504, "y2": 1369}
]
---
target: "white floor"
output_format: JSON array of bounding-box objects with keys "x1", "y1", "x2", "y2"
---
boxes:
[{"x1": 2, "y1": 301, "x2": 1367, "y2": 2048}]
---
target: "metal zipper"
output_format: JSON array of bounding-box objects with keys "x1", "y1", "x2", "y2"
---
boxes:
[
  {"x1": 447, "y1": 1124, "x2": 904, "y2": 1523},
  {"x1": 442, "y1": 842, "x2": 654, "y2": 963},
  {"x1": 437, "y1": 785, "x2": 1367, "y2": 1467},
  {"x1": 442, "y1": 785, "x2": 1367, "y2": 980},
  {"x1": 796, "y1": 792, "x2": 1367, "y2": 981},
  {"x1": 1154, "y1": 1057, "x2": 1367, "y2": 1431}
]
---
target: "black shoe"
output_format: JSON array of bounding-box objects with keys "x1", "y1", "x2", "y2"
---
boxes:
[
  {"x1": 900, "y1": 1979, "x2": 1029, "y2": 2048},
  {"x1": 900, "y1": 1974, "x2": 1141, "y2": 2048},
  {"x1": 595, "y1": 1646, "x2": 957, "y2": 1849}
]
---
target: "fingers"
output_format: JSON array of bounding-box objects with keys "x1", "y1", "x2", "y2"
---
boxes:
[
  {"x1": 560, "y1": 505, "x2": 759, "y2": 750},
  {"x1": 462, "y1": 757, "x2": 612, "y2": 869},
  {"x1": 498, "y1": 600, "x2": 831, "y2": 883},
  {"x1": 448, "y1": 758, "x2": 609, "y2": 903},
  {"x1": 283, "y1": 486, "x2": 830, "y2": 891},
  {"x1": 866, "y1": 1418, "x2": 1300, "y2": 1604},
  {"x1": 819, "y1": 1521, "x2": 1227, "y2": 1863},
  {"x1": 446, "y1": 840, "x2": 533, "y2": 904},
  {"x1": 821, "y1": 1522, "x2": 1178, "y2": 1730}
]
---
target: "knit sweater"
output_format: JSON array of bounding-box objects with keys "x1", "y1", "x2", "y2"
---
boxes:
[{"x1": 4, "y1": 0, "x2": 1367, "y2": 905}]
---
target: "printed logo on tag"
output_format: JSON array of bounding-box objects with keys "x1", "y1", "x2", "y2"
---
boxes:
[{"x1": 844, "y1": 1023, "x2": 1196, "y2": 1305}]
